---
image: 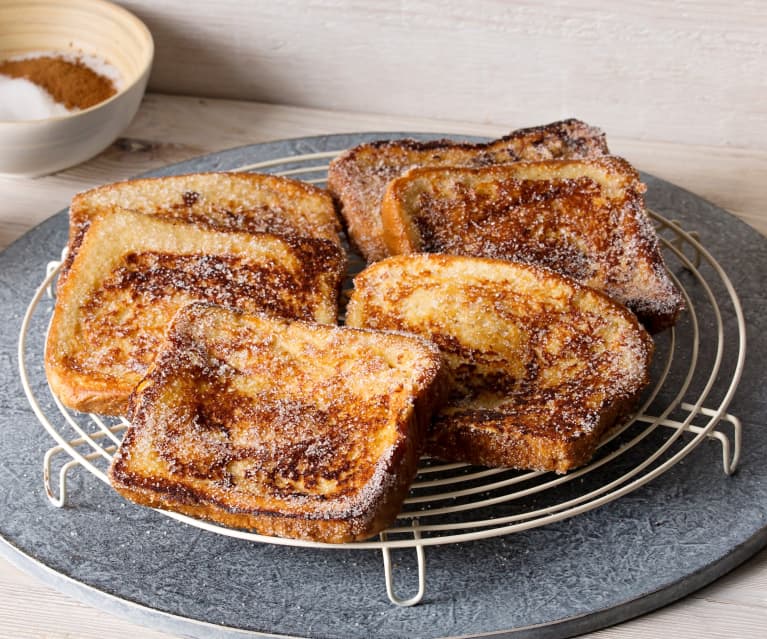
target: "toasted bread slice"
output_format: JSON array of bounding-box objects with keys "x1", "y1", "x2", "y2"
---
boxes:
[
  {"x1": 327, "y1": 119, "x2": 609, "y2": 262},
  {"x1": 109, "y1": 303, "x2": 447, "y2": 543},
  {"x1": 346, "y1": 254, "x2": 653, "y2": 473},
  {"x1": 61, "y1": 172, "x2": 343, "y2": 285},
  {"x1": 381, "y1": 157, "x2": 683, "y2": 332},
  {"x1": 45, "y1": 209, "x2": 345, "y2": 416}
]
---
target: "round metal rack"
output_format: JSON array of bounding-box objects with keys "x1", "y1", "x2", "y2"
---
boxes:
[{"x1": 18, "y1": 150, "x2": 745, "y2": 606}]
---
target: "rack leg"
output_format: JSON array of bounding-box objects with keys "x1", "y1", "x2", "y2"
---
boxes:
[
  {"x1": 663, "y1": 219, "x2": 702, "y2": 269},
  {"x1": 43, "y1": 447, "x2": 77, "y2": 507},
  {"x1": 379, "y1": 521, "x2": 426, "y2": 606},
  {"x1": 680, "y1": 403, "x2": 742, "y2": 475},
  {"x1": 43, "y1": 440, "x2": 119, "y2": 507},
  {"x1": 650, "y1": 404, "x2": 742, "y2": 475},
  {"x1": 45, "y1": 259, "x2": 62, "y2": 298}
]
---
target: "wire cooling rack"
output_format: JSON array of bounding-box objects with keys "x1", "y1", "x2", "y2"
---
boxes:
[{"x1": 18, "y1": 151, "x2": 745, "y2": 606}]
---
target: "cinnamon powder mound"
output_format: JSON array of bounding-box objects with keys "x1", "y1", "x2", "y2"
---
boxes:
[{"x1": 0, "y1": 55, "x2": 116, "y2": 110}]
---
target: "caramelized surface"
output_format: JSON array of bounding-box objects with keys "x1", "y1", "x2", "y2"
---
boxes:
[
  {"x1": 71, "y1": 171, "x2": 342, "y2": 244},
  {"x1": 61, "y1": 171, "x2": 343, "y2": 286},
  {"x1": 409, "y1": 176, "x2": 609, "y2": 280},
  {"x1": 382, "y1": 157, "x2": 683, "y2": 331},
  {"x1": 327, "y1": 118, "x2": 609, "y2": 262},
  {"x1": 45, "y1": 209, "x2": 345, "y2": 415},
  {"x1": 346, "y1": 254, "x2": 653, "y2": 473},
  {"x1": 70, "y1": 250, "x2": 337, "y2": 379},
  {"x1": 110, "y1": 304, "x2": 446, "y2": 542}
]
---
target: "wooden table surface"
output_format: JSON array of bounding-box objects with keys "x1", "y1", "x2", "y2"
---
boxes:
[{"x1": 1, "y1": 94, "x2": 766, "y2": 639}]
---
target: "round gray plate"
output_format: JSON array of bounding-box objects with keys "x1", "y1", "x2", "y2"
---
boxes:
[{"x1": 1, "y1": 133, "x2": 766, "y2": 639}]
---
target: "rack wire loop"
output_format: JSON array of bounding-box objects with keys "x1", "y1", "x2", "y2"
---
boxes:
[
  {"x1": 658, "y1": 218, "x2": 703, "y2": 269},
  {"x1": 380, "y1": 522, "x2": 426, "y2": 606},
  {"x1": 43, "y1": 446, "x2": 70, "y2": 508}
]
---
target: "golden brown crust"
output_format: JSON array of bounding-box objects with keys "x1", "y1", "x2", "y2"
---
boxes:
[
  {"x1": 327, "y1": 119, "x2": 610, "y2": 263},
  {"x1": 109, "y1": 303, "x2": 448, "y2": 543},
  {"x1": 45, "y1": 209, "x2": 346, "y2": 416},
  {"x1": 60, "y1": 171, "x2": 343, "y2": 288},
  {"x1": 346, "y1": 254, "x2": 654, "y2": 474},
  {"x1": 380, "y1": 157, "x2": 683, "y2": 332}
]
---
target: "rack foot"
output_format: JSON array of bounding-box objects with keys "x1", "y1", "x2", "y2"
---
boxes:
[
  {"x1": 43, "y1": 446, "x2": 76, "y2": 507},
  {"x1": 656, "y1": 217, "x2": 702, "y2": 269},
  {"x1": 679, "y1": 402, "x2": 741, "y2": 475},
  {"x1": 43, "y1": 437, "x2": 120, "y2": 507},
  {"x1": 642, "y1": 402, "x2": 742, "y2": 475},
  {"x1": 380, "y1": 521, "x2": 426, "y2": 606}
]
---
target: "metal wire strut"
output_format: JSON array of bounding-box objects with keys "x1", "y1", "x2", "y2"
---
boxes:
[
  {"x1": 654, "y1": 403, "x2": 742, "y2": 475},
  {"x1": 19, "y1": 149, "x2": 747, "y2": 607},
  {"x1": 380, "y1": 522, "x2": 426, "y2": 606}
]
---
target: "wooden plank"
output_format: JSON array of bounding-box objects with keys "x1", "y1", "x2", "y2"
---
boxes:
[
  {"x1": 115, "y1": 0, "x2": 767, "y2": 149},
  {"x1": 0, "y1": 93, "x2": 764, "y2": 254},
  {"x1": 0, "y1": 558, "x2": 173, "y2": 639}
]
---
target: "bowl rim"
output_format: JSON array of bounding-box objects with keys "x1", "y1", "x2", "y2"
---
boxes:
[{"x1": 0, "y1": 0, "x2": 154, "y2": 125}]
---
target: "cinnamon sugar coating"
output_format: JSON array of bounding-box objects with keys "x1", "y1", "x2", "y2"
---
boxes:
[
  {"x1": 60, "y1": 171, "x2": 343, "y2": 287},
  {"x1": 381, "y1": 157, "x2": 683, "y2": 332},
  {"x1": 327, "y1": 118, "x2": 609, "y2": 262},
  {"x1": 346, "y1": 254, "x2": 654, "y2": 473},
  {"x1": 109, "y1": 303, "x2": 447, "y2": 543},
  {"x1": 45, "y1": 209, "x2": 345, "y2": 415}
]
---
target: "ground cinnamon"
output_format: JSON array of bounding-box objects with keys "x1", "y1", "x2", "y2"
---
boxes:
[{"x1": 0, "y1": 55, "x2": 116, "y2": 110}]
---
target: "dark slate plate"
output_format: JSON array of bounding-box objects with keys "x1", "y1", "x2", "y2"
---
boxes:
[{"x1": 1, "y1": 133, "x2": 766, "y2": 639}]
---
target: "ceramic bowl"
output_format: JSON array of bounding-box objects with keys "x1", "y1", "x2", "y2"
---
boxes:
[{"x1": 0, "y1": 0, "x2": 153, "y2": 176}]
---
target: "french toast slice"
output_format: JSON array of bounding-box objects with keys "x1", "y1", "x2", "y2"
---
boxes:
[
  {"x1": 61, "y1": 171, "x2": 343, "y2": 285},
  {"x1": 109, "y1": 303, "x2": 447, "y2": 543},
  {"x1": 346, "y1": 254, "x2": 654, "y2": 474},
  {"x1": 381, "y1": 157, "x2": 683, "y2": 332},
  {"x1": 327, "y1": 119, "x2": 609, "y2": 263},
  {"x1": 45, "y1": 209, "x2": 345, "y2": 416}
]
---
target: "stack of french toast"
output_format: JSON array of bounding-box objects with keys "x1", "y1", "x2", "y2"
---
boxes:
[{"x1": 44, "y1": 119, "x2": 682, "y2": 543}]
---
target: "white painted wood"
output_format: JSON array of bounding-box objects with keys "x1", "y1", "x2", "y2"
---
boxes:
[
  {"x1": 0, "y1": 559, "x2": 172, "y2": 639},
  {"x1": 0, "y1": 92, "x2": 765, "y2": 638},
  {"x1": 1, "y1": 93, "x2": 765, "y2": 253},
  {"x1": 111, "y1": 0, "x2": 767, "y2": 149}
]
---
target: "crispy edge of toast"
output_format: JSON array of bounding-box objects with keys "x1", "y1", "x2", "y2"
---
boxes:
[
  {"x1": 108, "y1": 303, "x2": 449, "y2": 543},
  {"x1": 45, "y1": 210, "x2": 346, "y2": 416},
  {"x1": 379, "y1": 156, "x2": 683, "y2": 332},
  {"x1": 346, "y1": 253, "x2": 654, "y2": 473},
  {"x1": 60, "y1": 171, "x2": 344, "y2": 290},
  {"x1": 327, "y1": 118, "x2": 610, "y2": 262}
]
